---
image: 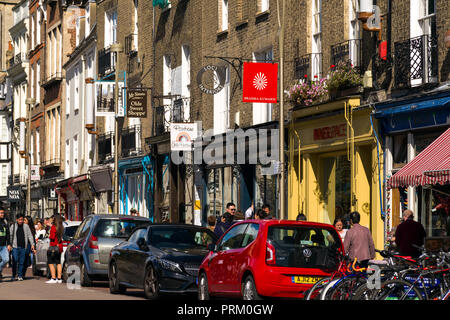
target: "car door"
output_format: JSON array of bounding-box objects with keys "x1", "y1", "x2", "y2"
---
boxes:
[
  {"x1": 68, "y1": 217, "x2": 92, "y2": 267},
  {"x1": 228, "y1": 223, "x2": 260, "y2": 293},
  {"x1": 126, "y1": 228, "x2": 150, "y2": 287},
  {"x1": 208, "y1": 223, "x2": 248, "y2": 294}
]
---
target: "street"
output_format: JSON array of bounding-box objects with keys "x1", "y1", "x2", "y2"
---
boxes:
[{"x1": 0, "y1": 267, "x2": 145, "y2": 300}]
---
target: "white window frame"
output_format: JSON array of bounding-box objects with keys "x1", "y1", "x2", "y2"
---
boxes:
[
  {"x1": 221, "y1": 0, "x2": 228, "y2": 31},
  {"x1": 213, "y1": 66, "x2": 230, "y2": 135}
]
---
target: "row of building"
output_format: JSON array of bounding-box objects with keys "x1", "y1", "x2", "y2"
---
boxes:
[{"x1": 0, "y1": 0, "x2": 448, "y2": 251}]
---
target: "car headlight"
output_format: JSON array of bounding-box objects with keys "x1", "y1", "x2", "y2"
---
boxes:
[{"x1": 158, "y1": 259, "x2": 183, "y2": 273}]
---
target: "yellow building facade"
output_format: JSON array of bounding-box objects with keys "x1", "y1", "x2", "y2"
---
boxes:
[{"x1": 288, "y1": 97, "x2": 385, "y2": 252}]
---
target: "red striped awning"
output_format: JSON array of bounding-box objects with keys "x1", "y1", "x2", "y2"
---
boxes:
[{"x1": 388, "y1": 127, "x2": 450, "y2": 189}]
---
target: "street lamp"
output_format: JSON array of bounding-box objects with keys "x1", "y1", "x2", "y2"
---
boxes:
[
  {"x1": 110, "y1": 43, "x2": 123, "y2": 215},
  {"x1": 25, "y1": 97, "x2": 36, "y2": 217}
]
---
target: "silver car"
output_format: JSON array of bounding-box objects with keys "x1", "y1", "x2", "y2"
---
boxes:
[{"x1": 63, "y1": 214, "x2": 150, "y2": 286}]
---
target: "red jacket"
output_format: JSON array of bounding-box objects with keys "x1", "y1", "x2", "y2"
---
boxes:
[{"x1": 49, "y1": 225, "x2": 63, "y2": 252}]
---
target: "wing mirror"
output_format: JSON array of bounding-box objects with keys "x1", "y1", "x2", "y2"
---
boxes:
[
  {"x1": 207, "y1": 244, "x2": 217, "y2": 252},
  {"x1": 137, "y1": 237, "x2": 148, "y2": 251}
]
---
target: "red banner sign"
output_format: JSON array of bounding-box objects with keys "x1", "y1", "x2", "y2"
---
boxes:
[{"x1": 242, "y1": 62, "x2": 278, "y2": 103}]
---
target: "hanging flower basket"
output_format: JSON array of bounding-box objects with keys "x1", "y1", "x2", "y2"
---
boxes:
[
  {"x1": 287, "y1": 76, "x2": 328, "y2": 108},
  {"x1": 327, "y1": 60, "x2": 363, "y2": 98}
]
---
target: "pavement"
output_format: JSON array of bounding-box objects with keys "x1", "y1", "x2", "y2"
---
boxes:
[{"x1": 0, "y1": 267, "x2": 146, "y2": 300}]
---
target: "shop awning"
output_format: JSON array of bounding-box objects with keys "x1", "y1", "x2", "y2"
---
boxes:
[{"x1": 388, "y1": 128, "x2": 450, "y2": 189}]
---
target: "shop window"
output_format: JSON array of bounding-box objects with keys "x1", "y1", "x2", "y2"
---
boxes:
[
  {"x1": 418, "y1": 185, "x2": 450, "y2": 237},
  {"x1": 255, "y1": 165, "x2": 277, "y2": 216}
]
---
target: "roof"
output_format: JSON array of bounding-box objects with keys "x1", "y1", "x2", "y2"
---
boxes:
[{"x1": 388, "y1": 128, "x2": 450, "y2": 189}]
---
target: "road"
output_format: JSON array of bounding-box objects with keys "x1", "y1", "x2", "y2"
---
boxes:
[{"x1": 0, "y1": 267, "x2": 146, "y2": 300}]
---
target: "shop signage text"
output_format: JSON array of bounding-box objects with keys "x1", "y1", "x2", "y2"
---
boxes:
[
  {"x1": 242, "y1": 62, "x2": 278, "y2": 104},
  {"x1": 313, "y1": 124, "x2": 347, "y2": 141},
  {"x1": 170, "y1": 123, "x2": 199, "y2": 151},
  {"x1": 127, "y1": 89, "x2": 148, "y2": 118},
  {"x1": 7, "y1": 186, "x2": 22, "y2": 202},
  {"x1": 197, "y1": 65, "x2": 227, "y2": 95}
]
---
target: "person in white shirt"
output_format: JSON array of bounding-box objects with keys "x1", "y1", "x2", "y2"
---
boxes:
[
  {"x1": 245, "y1": 202, "x2": 254, "y2": 220},
  {"x1": 333, "y1": 218, "x2": 347, "y2": 242},
  {"x1": 35, "y1": 219, "x2": 47, "y2": 241}
]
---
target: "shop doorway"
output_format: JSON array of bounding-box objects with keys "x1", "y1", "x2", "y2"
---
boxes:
[{"x1": 319, "y1": 153, "x2": 351, "y2": 224}]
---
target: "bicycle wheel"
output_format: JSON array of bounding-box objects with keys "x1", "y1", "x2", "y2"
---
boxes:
[
  {"x1": 320, "y1": 278, "x2": 341, "y2": 300},
  {"x1": 304, "y1": 277, "x2": 332, "y2": 300},
  {"x1": 352, "y1": 283, "x2": 380, "y2": 300},
  {"x1": 329, "y1": 275, "x2": 367, "y2": 300},
  {"x1": 375, "y1": 279, "x2": 423, "y2": 300}
]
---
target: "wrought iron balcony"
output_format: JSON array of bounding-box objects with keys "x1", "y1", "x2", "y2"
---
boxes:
[
  {"x1": 121, "y1": 125, "x2": 142, "y2": 158},
  {"x1": 98, "y1": 46, "x2": 117, "y2": 78},
  {"x1": 294, "y1": 53, "x2": 323, "y2": 80},
  {"x1": 154, "y1": 97, "x2": 191, "y2": 136},
  {"x1": 394, "y1": 34, "x2": 438, "y2": 89},
  {"x1": 41, "y1": 158, "x2": 61, "y2": 169},
  {"x1": 98, "y1": 131, "x2": 114, "y2": 164},
  {"x1": 125, "y1": 34, "x2": 138, "y2": 55},
  {"x1": 97, "y1": 95, "x2": 115, "y2": 114},
  {"x1": 330, "y1": 39, "x2": 362, "y2": 71},
  {"x1": 8, "y1": 53, "x2": 27, "y2": 69}
]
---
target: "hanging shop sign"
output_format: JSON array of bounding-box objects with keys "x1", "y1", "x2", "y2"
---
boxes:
[
  {"x1": 170, "y1": 123, "x2": 198, "y2": 151},
  {"x1": 7, "y1": 186, "x2": 22, "y2": 202},
  {"x1": 242, "y1": 62, "x2": 278, "y2": 104},
  {"x1": 197, "y1": 65, "x2": 227, "y2": 95},
  {"x1": 31, "y1": 165, "x2": 40, "y2": 181},
  {"x1": 126, "y1": 89, "x2": 148, "y2": 118}
]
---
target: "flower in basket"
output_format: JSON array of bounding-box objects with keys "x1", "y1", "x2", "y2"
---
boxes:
[
  {"x1": 287, "y1": 76, "x2": 328, "y2": 107},
  {"x1": 327, "y1": 60, "x2": 363, "y2": 91}
]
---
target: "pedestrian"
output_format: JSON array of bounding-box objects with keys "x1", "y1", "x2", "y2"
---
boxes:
[
  {"x1": 44, "y1": 217, "x2": 52, "y2": 237},
  {"x1": 245, "y1": 202, "x2": 254, "y2": 220},
  {"x1": 255, "y1": 209, "x2": 268, "y2": 220},
  {"x1": 0, "y1": 208, "x2": 12, "y2": 281},
  {"x1": 206, "y1": 215, "x2": 216, "y2": 232},
  {"x1": 262, "y1": 204, "x2": 272, "y2": 219},
  {"x1": 333, "y1": 218, "x2": 347, "y2": 242},
  {"x1": 23, "y1": 216, "x2": 36, "y2": 278},
  {"x1": 234, "y1": 210, "x2": 245, "y2": 221},
  {"x1": 46, "y1": 215, "x2": 64, "y2": 284},
  {"x1": 214, "y1": 212, "x2": 234, "y2": 239},
  {"x1": 343, "y1": 211, "x2": 375, "y2": 269},
  {"x1": 9, "y1": 214, "x2": 35, "y2": 281},
  {"x1": 394, "y1": 209, "x2": 427, "y2": 258},
  {"x1": 35, "y1": 219, "x2": 46, "y2": 241},
  {"x1": 296, "y1": 213, "x2": 307, "y2": 221},
  {"x1": 130, "y1": 208, "x2": 139, "y2": 216},
  {"x1": 225, "y1": 202, "x2": 237, "y2": 218}
]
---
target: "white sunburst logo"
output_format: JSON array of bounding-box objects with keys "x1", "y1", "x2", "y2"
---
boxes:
[{"x1": 253, "y1": 72, "x2": 268, "y2": 91}]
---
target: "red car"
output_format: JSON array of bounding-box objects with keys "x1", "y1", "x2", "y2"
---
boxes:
[{"x1": 198, "y1": 219, "x2": 344, "y2": 300}]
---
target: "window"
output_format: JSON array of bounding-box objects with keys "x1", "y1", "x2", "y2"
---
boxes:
[
  {"x1": 311, "y1": 0, "x2": 322, "y2": 77},
  {"x1": 36, "y1": 127, "x2": 40, "y2": 165},
  {"x1": 220, "y1": 0, "x2": 228, "y2": 31},
  {"x1": 241, "y1": 224, "x2": 260, "y2": 247},
  {"x1": 134, "y1": 0, "x2": 139, "y2": 50},
  {"x1": 36, "y1": 61, "x2": 40, "y2": 102},
  {"x1": 85, "y1": 3, "x2": 90, "y2": 37},
  {"x1": 213, "y1": 66, "x2": 230, "y2": 135},
  {"x1": 105, "y1": 10, "x2": 118, "y2": 47},
  {"x1": 73, "y1": 135, "x2": 79, "y2": 176},
  {"x1": 74, "y1": 218, "x2": 92, "y2": 240},
  {"x1": 0, "y1": 164, "x2": 7, "y2": 196},
  {"x1": 217, "y1": 223, "x2": 248, "y2": 251},
  {"x1": 65, "y1": 139, "x2": 70, "y2": 178},
  {"x1": 348, "y1": 0, "x2": 361, "y2": 68},
  {"x1": 267, "y1": 226, "x2": 341, "y2": 268},
  {"x1": 94, "y1": 219, "x2": 148, "y2": 239},
  {"x1": 128, "y1": 228, "x2": 147, "y2": 243},
  {"x1": 260, "y1": 0, "x2": 269, "y2": 12},
  {"x1": 0, "y1": 115, "x2": 8, "y2": 141}
]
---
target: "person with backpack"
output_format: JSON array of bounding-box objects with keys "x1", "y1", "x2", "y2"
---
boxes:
[
  {"x1": 9, "y1": 214, "x2": 35, "y2": 281},
  {"x1": 46, "y1": 215, "x2": 64, "y2": 284},
  {"x1": 0, "y1": 208, "x2": 11, "y2": 281}
]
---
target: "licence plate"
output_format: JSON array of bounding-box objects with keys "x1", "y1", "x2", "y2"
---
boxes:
[{"x1": 291, "y1": 276, "x2": 322, "y2": 284}]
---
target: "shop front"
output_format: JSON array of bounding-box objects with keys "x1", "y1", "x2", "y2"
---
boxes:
[
  {"x1": 118, "y1": 155, "x2": 154, "y2": 219},
  {"x1": 288, "y1": 97, "x2": 385, "y2": 250},
  {"x1": 56, "y1": 174, "x2": 95, "y2": 221},
  {"x1": 194, "y1": 121, "x2": 280, "y2": 225},
  {"x1": 374, "y1": 90, "x2": 450, "y2": 238},
  {"x1": 387, "y1": 128, "x2": 450, "y2": 237}
]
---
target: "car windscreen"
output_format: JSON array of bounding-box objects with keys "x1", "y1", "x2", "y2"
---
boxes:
[
  {"x1": 94, "y1": 219, "x2": 149, "y2": 239},
  {"x1": 267, "y1": 226, "x2": 341, "y2": 270},
  {"x1": 150, "y1": 227, "x2": 217, "y2": 250},
  {"x1": 63, "y1": 226, "x2": 79, "y2": 241}
]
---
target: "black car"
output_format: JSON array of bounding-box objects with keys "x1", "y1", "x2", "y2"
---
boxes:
[{"x1": 108, "y1": 224, "x2": 218, "y2": 299}]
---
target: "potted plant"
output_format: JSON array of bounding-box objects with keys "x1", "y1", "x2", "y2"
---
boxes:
[
  {"x1": 287, "y1": 75, "x2": 328, "y2": 107},
  {"x1": 327, "y1": 60, "x2": 363, "y2": 99}
]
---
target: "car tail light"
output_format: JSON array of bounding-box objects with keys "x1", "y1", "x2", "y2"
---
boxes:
[
  {"x1": 266, "y1": 241, "x2": 276, "y2": 265},
  {"x1": 89, "y1": 235, "x2": 99, "y2": 249}
]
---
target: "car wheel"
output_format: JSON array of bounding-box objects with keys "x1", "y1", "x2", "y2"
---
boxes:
[
  {"x1": 198, "y1": 273, "x2": 210, "y2": 300},
  {"x1": 80, "y1": 262, "x2": 92, "y2": 287},
  {"x1": 109, "y1": 261, "x2": 126, "y2": 294},
  {"x1": 143, "y1": 265, "x2": 160, "y2": 300},
  {"x1": 242, "y1": 275, "x2": 262, "y2": 300}
]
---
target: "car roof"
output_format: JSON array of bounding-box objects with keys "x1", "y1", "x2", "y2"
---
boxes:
[
  {"x1": 86, "y1": 214, "x2": 150, "y2": 221},
  {"x1": 234, "y1": 219, "x2": 336, "y2": 229}
]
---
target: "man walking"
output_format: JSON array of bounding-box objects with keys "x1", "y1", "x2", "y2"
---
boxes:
[
  {"x1": 0, "y1": 208, "x2": 11, "y2": 281},
  {"x1": 343, "y1": 211, "x2": 375, "y2": 268},
  {"x1": 9, "y1": 214, "x2": 35, "y2": 281},
  {"x1": 395, "y1": 210, "x2": 426, "y2": 258}
]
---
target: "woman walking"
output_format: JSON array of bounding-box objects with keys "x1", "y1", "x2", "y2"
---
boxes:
[
  {"x1": 23, "y1": 216, "x2": 36, "y2": 278},
  {"x1": 46, "y1": 215, "x2": 64, "y2": 284}
]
